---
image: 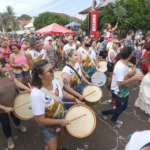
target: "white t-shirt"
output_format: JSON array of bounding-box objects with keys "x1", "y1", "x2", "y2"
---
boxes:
[
  {"x1": 125, "y1": 130, "x2": 150, "y2": 150},
  {"x1": 63, "y1": 44, "x2": 76, "y2": 52},
  {"x1": 30, "y1": 79, "x2": 63, "y2": 116},
  {"x1": 107, "y1": 41, "x2": 112, "y2": 48},
  {"x1": 29, "y1": 49, "x2": 46, "y2": 63},
  {"x1": 78, "y1": 46, "x2": 96, "y2": 74},
  {"x1": 61, "y1": 63, "x2": 82, "y2": 88},
  {"x1": 111, "y1": 61, "x2": 129, "y2": 97},
  {"x1": 108, "y1": 49, "x2": 118, "y2": 62},
  {"x1": 25, "y1": 49, "x2": 30, "y2": 54}
]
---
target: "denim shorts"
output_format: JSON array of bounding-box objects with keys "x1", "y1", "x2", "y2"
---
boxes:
[
  {"x1": 15, "y1": 69, "x2": 30, "y2": 78},
  {"x1": 38, "y1": 112, "x2": 65, "y2": 141}
]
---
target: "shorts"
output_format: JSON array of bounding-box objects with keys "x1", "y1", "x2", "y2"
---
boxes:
[
  {"x1": 38, "y1": 112, "x2": 65, "y2": 141},
  {"x1": 107, "y1": 62, "x2": 114, "y2": 72},
  {"x1": 15, "y1": 69, "x2": 30, "y2": 78}
]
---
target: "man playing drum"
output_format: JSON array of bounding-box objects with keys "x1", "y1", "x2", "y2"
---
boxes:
[{"x1": 77, "y1": 36, "x2": 100, "y2": 88}]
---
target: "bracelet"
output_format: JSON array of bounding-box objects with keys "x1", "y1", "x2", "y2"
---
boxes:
[{"x1": 72, "y1": 97, "x2": 76, "y2": 101}]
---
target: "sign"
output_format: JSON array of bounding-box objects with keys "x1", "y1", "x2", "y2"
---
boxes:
[{"x1": 90, "y1": 11, "x2": 98, "y2": 35}]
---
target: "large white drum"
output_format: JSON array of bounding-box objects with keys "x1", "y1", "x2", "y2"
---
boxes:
[
  {"x1": 13, "y1": 92, "x2": 33, "y2": 120},
  {"x1": 96, "y1": 61, "x2": 107, "y2": 72},
  {"x1": 91, "y1": 71, "x2": 106, "y2": 86},
  {"x1": 83, "y1": 85, "x2": 102, "y2": 107},
  {"x1": 54, "y1": 71, "x2": 63, "y2": 88},
  {"x1": 65, "y1": 105, "x2": 96, "y2": 138}
]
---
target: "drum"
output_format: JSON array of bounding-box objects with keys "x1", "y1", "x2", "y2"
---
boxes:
[
  {"x1": 83, "y1": 85, "x2": 102, "y2": 107},
  {"x1": 91, "y1": 71, "x2": 106, "y2": 86},
  {"x1": 65, "y1": 105, "x2": 96, "y2": 138},
  {"x1": 13, "y1": 92, "x2": 33, "y2": 120},
  {"x1": 128, "y1": 62, "x2": 134, "y2": 67},
  {"x1": 96, "y1": 61, "x2": 107, "y2": 72},
  {"x1": 54, "y1": 71, "x2": 63, "y2": 88}
]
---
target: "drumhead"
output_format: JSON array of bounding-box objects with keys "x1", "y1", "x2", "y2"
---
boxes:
[
  {"x1": 91, "y1": 71, "x2": 106, "y2": 86},
  {"x1": 13, "y1": 92, "x2": 33, "y2": 120},
  {"x1": 83, "y1": 85, "x2": 102, "y2": 102},
  {"x1": 96, "y1": 61, "x2": 107, "y2": 72},
  {"x1": 54, "y1": 71, "x2": 63, "y2": 88},
  {"x1": 65, "y1": 105, "x2": 96, "y2": 138}
]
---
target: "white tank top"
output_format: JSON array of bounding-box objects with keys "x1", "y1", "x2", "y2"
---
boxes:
[
  {"x1": 29, "y1": 49, "x2": 46, "y2": 62},
  {"x1": 61, "y1": 63, "x2": 82, "y2": 89}
]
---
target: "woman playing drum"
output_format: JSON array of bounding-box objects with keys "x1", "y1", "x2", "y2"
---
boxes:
[
  {"x1": 0, "y1": 68, "x2": 31, "y2": 149},
  {"x1": 30, "y1": 59, "x2": 80, "y2": 150},
  {"x1": 61, "y1": 49, "x2": 92, "y2": 110}
]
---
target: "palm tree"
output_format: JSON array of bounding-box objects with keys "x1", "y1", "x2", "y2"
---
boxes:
[
  {"x1": 3, "y1": 5, "x2": 18, "y2": 30},
  {"x1": 113, "y1": 0, "x2": 128, "y2": 18}
]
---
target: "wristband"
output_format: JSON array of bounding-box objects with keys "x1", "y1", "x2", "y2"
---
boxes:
[{"x1": 73, "y1": 97, "x2": 76, "y2": 101}]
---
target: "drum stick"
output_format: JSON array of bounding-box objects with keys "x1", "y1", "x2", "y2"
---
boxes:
[
  {"x1": 69, "y1": 114, "x2": 86, "y2": 122},
  {"x1": 13, "y1": 101, "x2": 30, "y2": 110},
  {"x1": 84, "y1": 91, "x2": 95, "y2": 97},
  {"x1": 28, "y1": 83, "x2": 33, "y2": 89},
  {"x1": 63, "y1": 102, "x2": 85, "y2": 104},
  {"x1": 90, "y1": 77, "x2": 98, "y2": 79}
]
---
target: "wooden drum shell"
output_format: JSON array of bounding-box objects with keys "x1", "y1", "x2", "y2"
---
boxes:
[
  {"x1": 83, "y1": 85, "x2": 102, "y2": 107},
  {"x1": 13, "y1": 91, "x2": 33, "y2": 120}
]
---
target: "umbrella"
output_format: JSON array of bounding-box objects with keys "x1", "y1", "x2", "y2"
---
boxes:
[
  {"x1": 34, "y1": 23, "x2": 75, "y2": 34},
  {"x1": 65, "y1": 21, "x2": 81, "y2": 28}
]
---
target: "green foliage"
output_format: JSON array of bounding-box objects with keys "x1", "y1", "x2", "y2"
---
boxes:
[
  {"x1": 33, "y1": 12, "x2": 70, "y2": 30},
  {"x1": 80, "y1": 0, "x2": 150, "y2": 33},
  {"x1": 4, "y1": 26, "x2": 12, "y2": 32},
  {"x1": 17, "y1": 14, "x2": 31, "y2": 20},
  {"x1": 1, "y1": 5, "x2": 18, "y2": 30}
]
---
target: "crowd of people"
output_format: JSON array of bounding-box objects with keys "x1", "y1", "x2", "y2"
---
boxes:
[{"x1": 0, "y1": 23, "x2": 150, "y2": 150}]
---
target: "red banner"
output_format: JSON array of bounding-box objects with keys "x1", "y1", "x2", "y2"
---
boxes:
[{"x1": 90, "y1": 11, "x2": 98, "y2": 35}]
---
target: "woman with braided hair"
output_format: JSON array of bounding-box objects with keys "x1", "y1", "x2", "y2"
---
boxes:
[{"x1": 30, "y1": 59, "x2": 80, "y2": 150}]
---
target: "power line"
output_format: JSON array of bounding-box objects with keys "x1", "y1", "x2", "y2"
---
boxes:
[{"x1": 18, "y1": 0, "x2": 60, "y2": 15}]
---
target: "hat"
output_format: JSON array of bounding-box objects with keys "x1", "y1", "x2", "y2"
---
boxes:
[{"x1": 24, "y1": 35, "x2": 28, "y2": 38}]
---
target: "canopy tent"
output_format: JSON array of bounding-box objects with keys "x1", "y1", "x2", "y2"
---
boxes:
[
  {"x1": 65, "y1": 21, "x2": 81, "y2": 28},
  {"x1": 34, "y1": 23, "x2": 75, "y2": 34}
]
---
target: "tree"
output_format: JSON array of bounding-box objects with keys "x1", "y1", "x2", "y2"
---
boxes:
[
  {"x1": 4, "y1": 27, "x2": 12, "y2": 32},
  {"x1": 80, "y1": 0, "x2": 150, "y2": 33},
  {"x1": 2, "y1": 5, "x2": 18, "y2": 30},
  {"x1": 33, "y1": 12, "x2": 70, "y2": 30},
  {"x1": 17, "y1": 14, "x2": 31, "y2": 20}
]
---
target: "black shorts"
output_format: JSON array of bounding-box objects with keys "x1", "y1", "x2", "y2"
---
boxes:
[{"x1": 107, "y1": 62, "x2": 114, "y2": 72}]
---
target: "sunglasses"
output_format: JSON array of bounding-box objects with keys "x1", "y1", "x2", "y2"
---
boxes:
[
  {"x1": 115, "y1": 42, "x2": 120, "y2": 44},
  {"x1": 49, "y1": 40, "x2": 52, "y2": 41},
  {"x1": 44, "y1": 67, "x2": 55, "y2": 74}
]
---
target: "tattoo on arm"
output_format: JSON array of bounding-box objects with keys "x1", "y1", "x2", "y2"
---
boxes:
[{"x1": 63, "y1": 78, "x2": 68, "y2": 85}]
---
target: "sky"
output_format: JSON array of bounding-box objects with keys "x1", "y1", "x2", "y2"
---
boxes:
[{"x1": 0, "y1": 0, "x2": 99, "y2": 19}]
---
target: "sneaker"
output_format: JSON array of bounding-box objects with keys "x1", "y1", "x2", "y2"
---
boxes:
[
  {"x1": 107, "y1": 99, "x2": 114, "y2": 104},
  {"x1": 99, "y1": 111, "x2": 107, "y2": 120},
  {"x1": 111, "y1": 120, "x2": 123, "y2": 125},
  {"x1": 18, "y1": 124, "x2": 26, "y2": 132},
  {"x1": 113, "y1": 106, "x2": 116, "y2": 109},
  {"x1": 8, "y1": 138, "x2": 14, "y2": 150}
]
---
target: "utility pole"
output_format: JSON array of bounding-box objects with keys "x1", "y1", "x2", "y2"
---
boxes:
[{"x1": 92, "y1": 0, "x2": 96, "y2": 11}]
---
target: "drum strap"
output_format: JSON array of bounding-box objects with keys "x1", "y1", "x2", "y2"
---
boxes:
[
  {"x1": 66, "y1": 64, "x2": 82, "y2": 81},
  {"x1": 40, "y1": 87, "x2": 63, "y2": 103},
  {"x1": 63, "y1": 64, "x2": 82, "y2": 99}
]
